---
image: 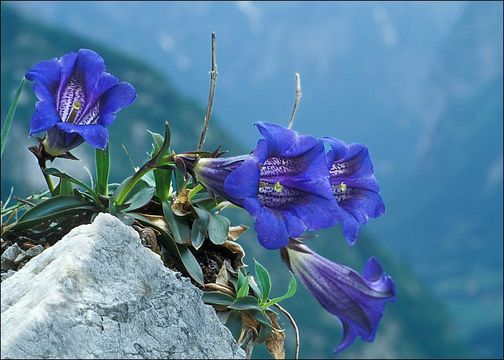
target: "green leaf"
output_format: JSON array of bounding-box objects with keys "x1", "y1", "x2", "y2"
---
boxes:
[
  {"x1": 58, "y1": 179, "x2": 73, "y2": 196},
  {"x1": 95, "y1": 145, "x2": 110, "y2": 196},
  {"x1": 254, "y1": 259, "x2": 271, "y2": 305},
  {"x1": 177, "y1": 245, "x2": 204, "y2": 285},
  {"x1": 228, "y1": 296, "x2": 261, "y2": 311},
  {"x1": 225, "y1": 310, "x2": 243, "y2": 341},
  {"x1": 191, "y1": 206, "x2": 210, "y2": 250},
  {"x1": 202, "y1": 291, "x2": 235, "y2": 306},
  {"x1": 262, "y1": 274, "x2": 297, "y2": 309},
  {"x1": 236, "y1": 269, "x2": 250, "y2": 298},
  {"x1": 247, "y1": 275, "x2": 263, "y2": 299},
  {"x1": 114, "y1": 211, "x2": 135, "y2": 225},
  {"x1": 123, "y1": 180, "x2": 154, "y2": 211},
  {"x1": 1, "y1": 77, "x2": 25, "y2": 158},
  {"x1": 43, "y1": 168, "x2": 101, "y2": 206},
  {"x1": 162, "y1": 201, "x2": 190, "y2": 245},
  {"x1": 10, "y1": 196, "x2": 95, "y2": 231},
  {"x1": 153, "y1": 121, "x2": 171, "y2": 161},
  {"x1": 236, "y1": 268, "x2": 247, "y2": 293},
  {"x1": 154, "y1": 168, "x2": 172, "y2": 202},
  {"x1": 174, "y1": 166, "x2": 186, "y2": 193},
  {"x1": 249, "y1": 309, "x2": 275, "y2": 329},
  {"x1": 147, "y1": 130, "x2": 165, "y2": 156},
  {"x1": 256, "y1": 322, "x2": 273, "y2": 343},
  {"x1": 207, "y1": 213, "x2": 230, "y2": 245}
]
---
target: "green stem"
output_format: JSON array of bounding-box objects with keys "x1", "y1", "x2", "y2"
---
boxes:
[
  {"x1": 113, "y1": 163, "x2": 152, "y2": 206},
  {"x1": 38, "y1": 157, "x2": 55, "y2": 194}
]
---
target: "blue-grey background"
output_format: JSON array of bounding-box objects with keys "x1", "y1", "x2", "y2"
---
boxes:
[{"x1": 1, "y1": 1, "x2": 502, "y2": 358}]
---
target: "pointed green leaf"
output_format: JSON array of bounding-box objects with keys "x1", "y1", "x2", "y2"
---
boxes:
[
  {"x1": 208, "y1": 213, "x2": 230, "y2": 245},
  {"x1": 147, "y1": 130, "x2": 165, "y2": 156},
  {"x1": 95, "y1": 145, "x2": 110, "y2": 196},
  {"x1": 191, "y1": 206, "x2": 210, "y2": 250},
  {"x1": 123, "y1": 179, "x2": 154, "y2": 211},
  {"x1": 236, "y1": 268, "x2": 247, "y2": 293},
  {"x1": 58, "y1": 179, "x2": 73, "y2": 196},
  {"x1": 162, "y1": 201, "x2": 190, "y2": 245},
  {"x1": 177, "y1": 245, "x2": 204, "y2": 285},
  {"x1": 154, "y1": 168, "x2": 172, "y2": 202},
  {"x1": 202, "y1": 291, "x2": 235, "y2": 306},
  {"x1": 249, "y1": 309, "x2": 275, "y2": 329},
  {"x1": 236, "y1": 279, "x2": 250, "y2": 298},
  {"x1": 225, "y1": 310, "x2": 243, "y2": 341},
  {"x1": 228, "y1": 296, "x2": 261, "y2": 311},
  {"x1": 10, "y1": 196, "x2": 95, "y2": 231},
  {"x1": 254, "y1": 259, "x2": 271, "y2": 304},
  {"x1": 263, "y1": 274, "x2": 297, "y2": 309},
  {"x1": 1, "y1": 77, "x2": 25, "y2": 158}
]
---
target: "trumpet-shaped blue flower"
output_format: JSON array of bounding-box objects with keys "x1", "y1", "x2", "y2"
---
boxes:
[
  {"x1": 185, "y1": 122, "x2": 343, "y2": 250},
  {"x1": 281, "y1": 240, "x2": 395, "y2": 353},
  {"x1": 324, "y1": 137, "x2": 385, "y2": 245},
  {"x1": 26, "y1": 49, "x2": 136, "y2": 156}
]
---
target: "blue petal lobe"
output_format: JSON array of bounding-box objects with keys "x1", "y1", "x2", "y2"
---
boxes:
[
  {"x1": 224, "y1": 158, "x2": 260, "y2": 199},
  {"x1": 29, "y1": 100, "x2": 61, "y2": 135},
  {"x1": 254, "y1": 207, "x2": 289, "y2": 249},
  {"x1": 56, "y1": 122, "x2": 109, "y2": 150},
  {"x1": 98, "y1": 82, "x2": 137, "y2": 126},
  {"x1": 25, "y1": 58, "x2": 61, "y2": 101}
]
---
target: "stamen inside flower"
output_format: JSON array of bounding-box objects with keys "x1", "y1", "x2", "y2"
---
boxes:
[
  {"x1": 274, "y1": 181, "x2": 283, "y2": 193},
  {"x1": 338, "y1": 182, "x2": 347, "y2": 192},
  {"x1": 67, "y1": 101, "x2": 82, "y2": 123}
]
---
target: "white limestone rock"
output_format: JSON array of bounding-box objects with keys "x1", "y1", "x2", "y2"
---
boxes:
[{"x1": 1, "y1": 213, "x2": 244, "y2": 359}]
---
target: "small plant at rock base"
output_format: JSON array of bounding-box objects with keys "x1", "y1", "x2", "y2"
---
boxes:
[{"x1": 1, "y1": 34, "x2": 396, "y2": 359}]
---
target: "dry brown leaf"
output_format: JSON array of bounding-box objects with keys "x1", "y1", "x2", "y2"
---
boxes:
[
  {"x1": 171, "y1": 189, "x2": 192, "y2": 216},
  {"x1": 239, "y1": 311, "x2": 260, "y2": 343},
  {"x1": 228, "y1": 225, "x2": 249, "y2": 241},
  {"x1": 265, "y1": 312, "x2": 286, "y2": 359},
  {"x1": 222, "y1": 240, "x2": 245, "y2": 268},
  {"x1": 215, "y1": 264, "x2": 229, "y2": 286},
  {"x1": 204, "y1": 283, "x2": 235, "y2": 297}
]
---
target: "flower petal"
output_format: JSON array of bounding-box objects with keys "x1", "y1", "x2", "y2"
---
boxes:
[
  {"x1": 224, "y1": 158, "x2": 260, "y2": 200},
  {"x1": 283, "y1": 242, "x2": 395, "y2": 353},
  {"x1": 255, "y1": 122, "x2": 319, "y2": 158},
  {"x1": 25, "y1": 58, "x2": 61, "y2": 102},
  {"x1": 29, "y1": 100, "x2": 61, "y2": 135},
  {"x1": 254, "y1": 207, "x2": 289, "y2": 249},
  {"x1": 98, "y1": 81, "x2": 137, "y2": 126},
  {"x1": 327, "y1": 140, "x2": 375, "y2": 180},
  {"x1": 73, "y1": 49, "x2": 106, "y2": 96},
  {"x1": 56, "y1": 122, "x2": 109, "y2": 150}
]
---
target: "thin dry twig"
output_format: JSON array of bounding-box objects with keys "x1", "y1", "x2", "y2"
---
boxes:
[
  {"x1": 274, "y1": 303, "x2": 300, "y2": 360},
  {"x1": 197, "y1": 32, "x2": 218, "y2": 151},
  {"x1": 287, "y1": 73, "x2": 302, "y2": 130}
]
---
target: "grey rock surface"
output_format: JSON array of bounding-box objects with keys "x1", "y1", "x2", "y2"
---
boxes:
[
  {"x1": 1, "y1": 243, "x2": 22, "y2": 271},
  {"x1": 1, "y1": 213, "x2": 244, "y2": 359}
]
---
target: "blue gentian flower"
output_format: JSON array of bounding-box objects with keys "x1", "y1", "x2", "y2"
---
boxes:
[
  {"x1": 25, "y1": 49, "x2": 136, "y2": 156},
  {"x1": 182, "y1": 122, "x2": 343, "y2": 250},
  {"x1": 281, "y1": 239, "x2": 396, "y2": 353},
  {"x1": 324, "y1": 137, "x2": 385, "y2": 245}
]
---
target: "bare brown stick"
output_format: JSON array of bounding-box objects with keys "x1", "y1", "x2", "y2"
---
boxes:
[
  {"x1": 274, "y1": 303, "x2": 300, "y2": 360},
  {"x1": 197, "y1": 32, "x2": 218, "y2": 151},
  {"x1": 287, "y1": 73, "x2": 302, "y2": 130}
]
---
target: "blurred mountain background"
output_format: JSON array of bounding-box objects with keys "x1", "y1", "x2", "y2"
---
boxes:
[{"x1": 1, "y1": 2, "x2": 502, "y2": 358}]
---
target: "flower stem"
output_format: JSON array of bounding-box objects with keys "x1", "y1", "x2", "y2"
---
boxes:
[
  {"x1": 274, "y1": 303, "x2": 300, "y2": 360},
  {"x1": 197, "y1": 32, "x2": 218, "y2": 151},
  {"x1": 287, "y1": 73, "x2": 302, "y2": 130}
]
